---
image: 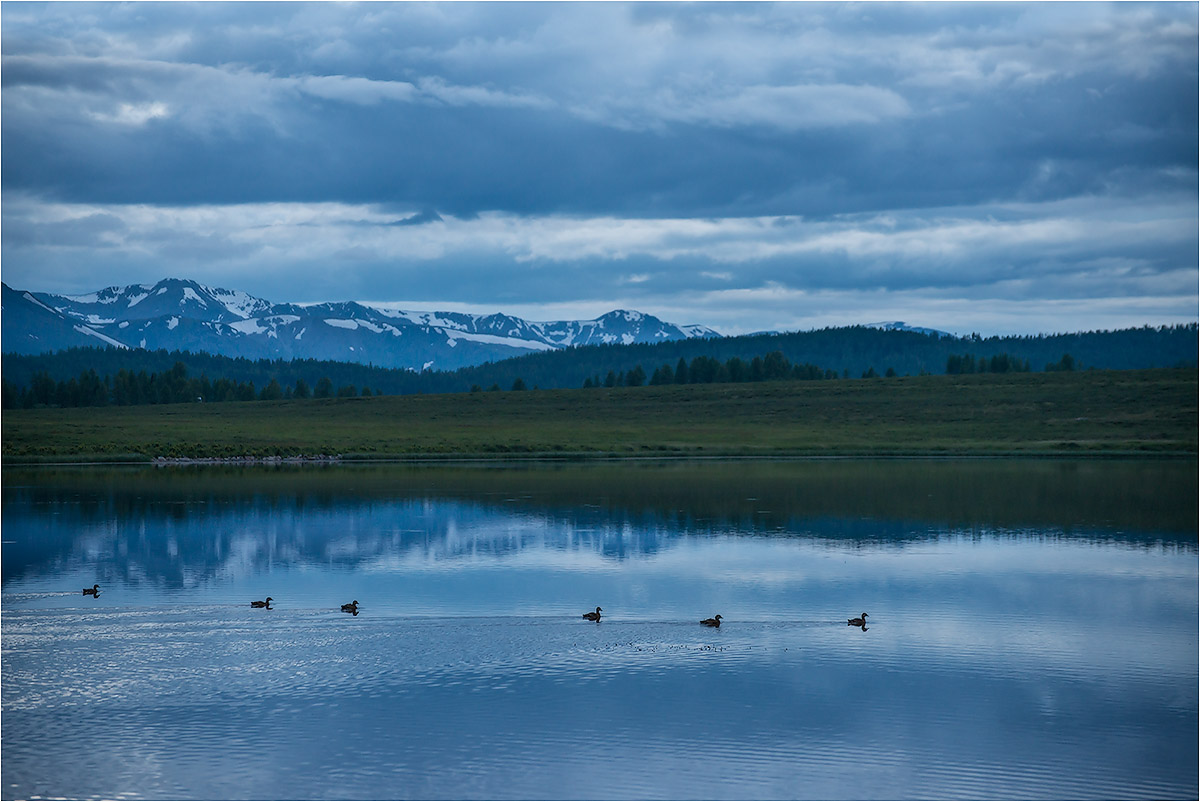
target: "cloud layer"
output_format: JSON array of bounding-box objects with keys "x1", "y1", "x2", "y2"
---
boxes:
[{"x1": 2, "y1": 2, "x2": 1196, "y2": 334}]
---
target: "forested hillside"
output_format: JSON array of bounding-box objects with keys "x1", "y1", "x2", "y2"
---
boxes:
[
  {"x1": 3, "y1": 323, "x2": 1195, "y2": 409},
  {"x1": 448, "y1": 323, "x2": 1196, "y2": 391}
]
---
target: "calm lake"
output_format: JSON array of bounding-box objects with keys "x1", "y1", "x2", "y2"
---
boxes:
[{"x1": 2, "y1": 460, "x2": 1196, "y2": 800}]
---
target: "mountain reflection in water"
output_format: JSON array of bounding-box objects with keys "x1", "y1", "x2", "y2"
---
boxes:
[{"x1": 3, "y1": 460, "x2": 1194, "y2": 590}]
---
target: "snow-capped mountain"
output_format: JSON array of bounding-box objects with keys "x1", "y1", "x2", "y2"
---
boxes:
[
  {"x1": 865, "y1": 321, "x2": 950, "y2": 338},
  {"x1": 2, "y1": 279, "x2": 720, "y2": 371}
]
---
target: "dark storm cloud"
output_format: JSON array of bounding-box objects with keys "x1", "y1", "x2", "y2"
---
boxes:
[
  {"x1": 4, "y1": 2, "x2": 1191, "y2": 216},
  {"x1": 0, "y1": 2, "x2": 1195, "y2": 334}
]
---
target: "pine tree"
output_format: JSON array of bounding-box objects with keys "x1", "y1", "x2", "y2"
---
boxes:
[
  {"x1": 260, "y1": 378, "x2": 283, "y2": 401},
  {"x1": 675, "y1": 357, "x2": 689, "y2": 384}
]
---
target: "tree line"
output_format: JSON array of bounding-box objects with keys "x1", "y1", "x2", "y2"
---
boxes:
[
  {"x1": 945, "y1": 352, "x2": 1032, "y2": 374},
  {"x1": 3, "y1": 350, "x2": 844, "y2": 409},
  {"x1": 580, "y1": 352, "x2": 837, "y2": 387},
  {"x1": 944, "y1": 352, "x2": 1085, "y2": 374},
  {"x1": 1, "y1": 362, "x2": 385, "y2": 410}
]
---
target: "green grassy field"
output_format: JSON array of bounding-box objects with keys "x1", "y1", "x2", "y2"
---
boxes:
[{"x1": 2, "y1": 369, "x2": 1195, "y2": 462}]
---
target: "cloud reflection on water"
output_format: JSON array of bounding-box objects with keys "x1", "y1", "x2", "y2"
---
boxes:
[{"x1": 2, "y1": 461, "x2": 1196, "y2": 800}]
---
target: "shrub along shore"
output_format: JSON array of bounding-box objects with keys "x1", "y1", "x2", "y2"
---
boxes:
[{"x1": 2, "y1": 368, "x2": 1195, "y2": 463}]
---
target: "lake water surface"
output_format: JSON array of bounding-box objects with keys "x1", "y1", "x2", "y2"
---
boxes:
[{"x1": 2, "y1": 460, "x2": 1196, "y2": 800}]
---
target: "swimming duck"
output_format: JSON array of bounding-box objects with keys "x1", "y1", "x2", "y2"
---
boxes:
[
  {"x1": 251, "y1": 597, "x2": 273, "y2": 608},
  {"x1": 700, "y1": 614, "x2": 723, "y2": 627},
  {"x1": 341, "y1": 600, "x2": 359, "y2": 614},
  {"x1": 82, "y1": 584, "x2": 100, "y2": 596},
  {"x1": 582, "y1": 606, "x2": 602, "y2": 621},
  {"x1": 847, "y1": 613, "x2": 868, "y2": 627}
]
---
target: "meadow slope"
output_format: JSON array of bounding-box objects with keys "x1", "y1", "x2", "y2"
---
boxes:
[{"x1": 2, "y1": 369, "x2": 1195, "y2": 462}]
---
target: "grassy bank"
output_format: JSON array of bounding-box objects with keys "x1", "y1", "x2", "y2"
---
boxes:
[{"x1": 2, "y1": 369, "x2": 1195, "y2": 462}]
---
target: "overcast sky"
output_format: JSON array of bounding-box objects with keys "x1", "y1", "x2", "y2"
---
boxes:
[{"x1": 2, "y1": 2, "x2": 1196, "y2": 335}]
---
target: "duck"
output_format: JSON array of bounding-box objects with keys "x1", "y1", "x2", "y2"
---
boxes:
[
  {"x1": 582, "y1": 606, "x2": 602, "y2": 621},
  {"x1": 847, "y1": 613, "x2": 868, "y2": 627},
  {"x1": 250, "y1": 597, "x2": 273, "y2": 608},
  {"x1": 700, "y1": 614, "x2": 723, "y2": 627},
  {"x1": 341, "y1": 600, "x2": 359, "y2": 614},
  {"x1": 82, "y1": 584, "x2": 100, "y2": 596}
]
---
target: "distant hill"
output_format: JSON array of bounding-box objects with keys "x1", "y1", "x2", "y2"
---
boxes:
[{"x1": 437, "y1": 323, "x2": 1197, "y2": 391}]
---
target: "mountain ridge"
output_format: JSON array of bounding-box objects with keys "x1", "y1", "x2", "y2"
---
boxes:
[{"x1": 2, "y1": 278, "x2": 719, "y2": 371}]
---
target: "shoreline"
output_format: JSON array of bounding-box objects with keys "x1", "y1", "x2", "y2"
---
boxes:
[{"x1": 3, "y1": 449, "x2": 1195, "y2": 468}]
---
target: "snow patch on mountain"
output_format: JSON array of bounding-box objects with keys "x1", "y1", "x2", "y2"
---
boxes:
[
  {"x1": 230, "y1": 319, "x2": 267, "y2": 335},
  {"x1": 203, "y1": 285, "x2": 270, "y2": 319},
  {"x1": 73, "y1": 325, "x2": 127, "y2": 348},
  {"x1": 374, "y1": 308, "x2": 459, "y2": 329},
  {"x1": 180, "y1": 287, "x2": 207, "y2": 307},
  {"x1": 22, "y1": 292, "x2": 57, "y2": 314},
  {"x1": 865, "y1": 321, "x2": 950, "y2": 337},
  {"x1": 439, "y1": 330, "x2": 556, "y2": 351}
]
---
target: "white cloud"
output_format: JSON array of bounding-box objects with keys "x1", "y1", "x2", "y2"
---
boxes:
[
  {"x1": 296, "y1": 75, "x2": 417, "y2": 105},
  {"x1": 4, "y1": 194, "x2": 1194, "y2": 337},
  {"x1": 611, "y1": 284, "x2": 1199, "y2": 338},
  {"x1": 7, "y1": 196, "x2": 1194, "y2": 276},
  {"x1": 88, "y1": 101, "x2": 170, "y2": 126}
]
